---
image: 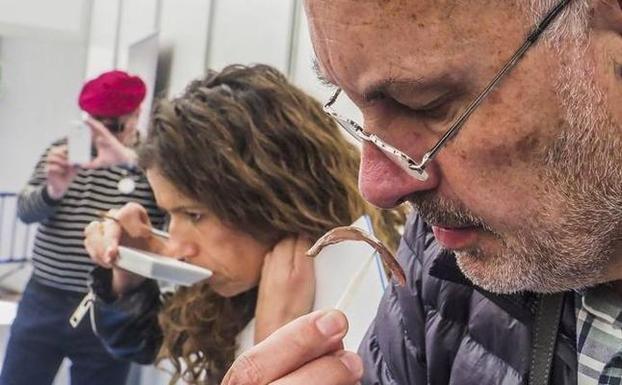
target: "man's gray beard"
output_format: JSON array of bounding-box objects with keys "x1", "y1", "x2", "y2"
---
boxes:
[{"x1": 414, "y1": 43, "x2": 622, "y2": 294}]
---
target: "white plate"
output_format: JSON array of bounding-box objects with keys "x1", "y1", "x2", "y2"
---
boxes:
[{"x1": 117, "y1": 246, "x2": 212, "y2": 286}]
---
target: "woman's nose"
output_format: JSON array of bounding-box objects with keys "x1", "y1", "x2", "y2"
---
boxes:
[
  {"x1": 163, "y1": 219, "x2": 199, "y2": 260},
  {"x1": 163, "y1": 237, "x2": 199, "y2": 261}
]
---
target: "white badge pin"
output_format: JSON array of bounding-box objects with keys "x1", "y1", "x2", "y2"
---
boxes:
[{"x1": 118, "y1": 177, "x2": 136, "y2": 194}]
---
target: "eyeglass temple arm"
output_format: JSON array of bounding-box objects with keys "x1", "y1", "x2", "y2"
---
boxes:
[
  {"x1": 326, "y1": 88, "x2": 341, "y2": 107},
  {"x1": 422, "y1": 0, "x2": 572, "y2": 167}
]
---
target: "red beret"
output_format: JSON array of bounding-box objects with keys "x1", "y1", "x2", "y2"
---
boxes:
[{"x1": 78, "y1": 70, "x2": 146, "y2": 117}]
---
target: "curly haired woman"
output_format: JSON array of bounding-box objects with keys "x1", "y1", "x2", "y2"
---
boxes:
[{"x1": 83, "y1": 64, "x2": 404, "y2": 385}]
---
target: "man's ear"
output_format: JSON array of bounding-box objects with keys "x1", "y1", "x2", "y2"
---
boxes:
[{"x1": 592, "y1": 0, "x2": 622, "y2": 35}]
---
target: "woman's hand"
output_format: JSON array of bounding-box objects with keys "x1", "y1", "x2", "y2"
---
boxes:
[
  {"x1": 254, "y1": 236, "x2": 315, "y2": 344},
  {"x1": 84, "y1": 202, "x2": 163, "y2": 296}
]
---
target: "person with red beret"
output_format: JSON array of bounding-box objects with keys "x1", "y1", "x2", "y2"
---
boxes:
[{"x1": 0, "y1": 70, "x2": 165, "y2": 385}]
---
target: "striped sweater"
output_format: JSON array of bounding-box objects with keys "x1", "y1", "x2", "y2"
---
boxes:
[{"x1": 18, "y1": 139, "x2": 165, "y2": 293}]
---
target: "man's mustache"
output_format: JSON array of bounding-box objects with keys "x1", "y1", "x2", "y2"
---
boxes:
[{"x1": 406, "y1": 191, "x2": 490, "y2": 230}]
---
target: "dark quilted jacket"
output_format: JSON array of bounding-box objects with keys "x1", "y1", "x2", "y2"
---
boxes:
[{"x1": 359, "y1": 213, "x2": 578, "y2": 385}]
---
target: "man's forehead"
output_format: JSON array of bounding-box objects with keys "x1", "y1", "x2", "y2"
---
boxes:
[
  {"x1": 305, "y1": 0, "x2": 526, "y2": 91},
  {"x1": 304, "y1": 0, "x2": 506, "y2": 24}
]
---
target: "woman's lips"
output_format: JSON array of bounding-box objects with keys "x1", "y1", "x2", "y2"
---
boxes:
[{"x1": 432, "y1": 225, "x2": 478, "y2": 250}]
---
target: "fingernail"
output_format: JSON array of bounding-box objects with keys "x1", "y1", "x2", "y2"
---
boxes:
[
  {"x1": 315, "y1": 310, "x2": 346, "y2": 337},
  {"x1": 338, "y1": 352, "x2": 363, "y2": 377}
]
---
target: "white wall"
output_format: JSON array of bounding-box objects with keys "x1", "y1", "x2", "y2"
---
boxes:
[
  {"x1": 0, "y1": 37, "x2": 86, "y2": 192},
  {"x1": 85, "y1": 0, "x2": 159, "y2": 79},
  {"x1": 207, "y1": 0, "x2": 295, "y2": 73},
  {"x1": 116, "y1": 0, "x2": 159, "y2": 70},
  {"x1": 0, "y1": 0, "x2": 89, "y2": 40},
  {"x1": 85, "y1": 0, "x2": 120, "y2": 79},
  {"x1": 158, "y1": 0, "x2": 212, "y2": 97}
]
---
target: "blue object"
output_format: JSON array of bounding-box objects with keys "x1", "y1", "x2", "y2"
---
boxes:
[{"x1": 0, "y1": 278, "x2": 131, "y2": 385}]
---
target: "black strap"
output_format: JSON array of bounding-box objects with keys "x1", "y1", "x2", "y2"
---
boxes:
[{"x1": 529, "y1": 293, "x2": 564, "y2": 385}]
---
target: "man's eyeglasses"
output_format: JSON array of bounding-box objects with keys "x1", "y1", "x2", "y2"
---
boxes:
[{"x1": 323, "y1": 0, "x2": 572, "y2": 181}]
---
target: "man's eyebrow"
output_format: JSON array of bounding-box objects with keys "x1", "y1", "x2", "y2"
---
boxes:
[
  {"x1": 311, "y1": 59, "x2": 440, "y2": 99},
  {"x1": 311, "y1": 59, "x2": 461, "y2": 101},
  {"x1": 312, "y1": 58, "x2": 337, "y2": 87}
]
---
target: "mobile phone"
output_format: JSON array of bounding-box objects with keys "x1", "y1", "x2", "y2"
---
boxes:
[{"x1": 67, "y1": 121, "x2": 92, "y2": 166}]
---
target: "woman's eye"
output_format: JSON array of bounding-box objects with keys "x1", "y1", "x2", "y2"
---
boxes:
[{"x1": 185, "y1": 212, "x2": 204, "y2": 223}]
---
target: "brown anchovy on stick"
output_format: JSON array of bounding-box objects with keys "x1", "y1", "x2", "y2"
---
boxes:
[{"x1": 306, "y1": 226, "x2": 406, "y2": 286}]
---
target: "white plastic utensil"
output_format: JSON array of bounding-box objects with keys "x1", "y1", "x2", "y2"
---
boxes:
[{"x1": 116, "y1": 246, "x2": 212, "y2": 286}]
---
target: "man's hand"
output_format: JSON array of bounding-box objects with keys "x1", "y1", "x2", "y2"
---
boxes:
[
  {"x1": 222, "y1": 310, "x2": 363, "y2": 385},
  {"x1": 45, "y1": 144, "x2": 78, "y2": 200},
  {"x1": 84, "y1": 118, "x2": 137, "y2": 169},
  {"x1": 255, "y1": 236, "x2": 315, "y2": 343}
]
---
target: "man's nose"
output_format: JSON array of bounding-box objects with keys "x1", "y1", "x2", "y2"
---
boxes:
[{"x1": 358, "y1": 142, "x2": 438, "y2": 208}]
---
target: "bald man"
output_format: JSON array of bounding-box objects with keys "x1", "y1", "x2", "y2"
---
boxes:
[{"x1": 222, "y1": 1, "x2": 622, "y2": 385}]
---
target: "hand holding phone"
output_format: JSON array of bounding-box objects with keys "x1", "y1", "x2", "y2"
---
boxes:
[
  {"x1": 45, "y1": 144, "x2": 78, "y2": 200},
  {"x1": 83, "y1": 118, "x2": 137, "y2": 169}
]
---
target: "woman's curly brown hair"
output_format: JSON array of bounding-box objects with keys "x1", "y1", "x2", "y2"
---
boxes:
[{"x1": 138, "y1": 64, "x2": 406, "y2": 384}]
